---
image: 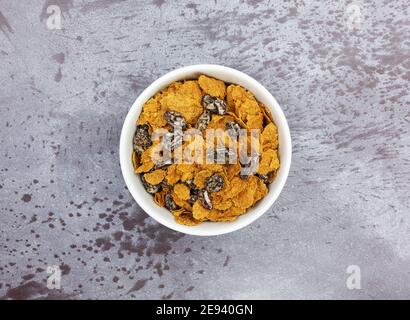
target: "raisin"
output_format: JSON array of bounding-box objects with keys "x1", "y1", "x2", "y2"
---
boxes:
[
  {"x1": 189, "y1": 192, "x2": 199, "y2": 205},
  {"x1": 256, "y1": 173, "x2": 269, "y2": 183},
  {"x1": 164, "y1": 110, "x2": 186, "y2": 129},
  {"x1": 239, "y1": 155, "x2": 259, "y2": 178},
  {"x1": 183, "y1": 180, "x2": 200, "y2": 204},
  {"x1": 189, "y1": 194, "x2": 199, "y2": 205},
  {"x1": 161, "y1": 180, "x2": 172, "y2": 190},
  {"x1": 226, "y1": 121, "x2": 241, "y2": 137},
  {"x1": 202, "y1": 95, "x2": 227, "y2": 115},
  {"x1": 196, "y1": 110, "x2": 211, "y2": 131},
  {"x1": 204, "y1": 174, "x2": 224, "y2": 193},
  {"x1": 141, "y1": 175, "x2": 161, "y2": 194},
  {"x1": 202, "y1": 94, "x2": 215, "y2": 106},
  {"x1": 162, "y1": 130, "x2": 183, "y2": 151},
  {"x1": 199, "y1": 189, "x2": 212, "y2": 210},
  {"x1": 164, "y1": 192, "x2": 178, "y2": 211},
  {"x1": 133, "y1": 124, "x2": 152, "y2": 154}
]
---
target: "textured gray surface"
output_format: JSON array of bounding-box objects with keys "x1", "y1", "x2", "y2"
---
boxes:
[{"x1": 0, "y1": 0, "x2": 409, "y2": 300}]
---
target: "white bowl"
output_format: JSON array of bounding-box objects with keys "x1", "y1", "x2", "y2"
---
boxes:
[{"x1": 119, "y1": 65, "x2": 291, "y2": 236}]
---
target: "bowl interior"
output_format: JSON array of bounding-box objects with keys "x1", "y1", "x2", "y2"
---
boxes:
[{"x1": 119, "y1": 65, "x2": 291, "y2": 236}]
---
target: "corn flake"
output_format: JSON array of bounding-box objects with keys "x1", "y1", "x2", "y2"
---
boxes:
[
  {"x1": 198, "y1": 75, "x2": 226, "y2": 99},
  {"x1": 194, "y1": 170, "x2": 213, "y2": 189},
  {"x1": 175, "y1": 213, "x2": 202, "y2": 226},
  {"x1": 144, "y1": 169, "x2": 166, "y2": 185},
  {"x1": 173, "y1": 183, "x2": 190, "y2": 201},
  {"x1": 159, "y1": 81, "x2": 203, "y2": 124},
  {"x1": 258, "y1": 149, "x2": 280, "y2": 175}
]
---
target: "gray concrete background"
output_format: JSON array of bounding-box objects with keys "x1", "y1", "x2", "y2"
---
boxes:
[{"x1": 0, "y1": 0, "x2": 409, "y2": 300}]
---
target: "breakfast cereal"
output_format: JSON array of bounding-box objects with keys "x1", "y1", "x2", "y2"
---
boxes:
[{"x1": 132, "y1": 75, "x2": 280, "y2": 225}]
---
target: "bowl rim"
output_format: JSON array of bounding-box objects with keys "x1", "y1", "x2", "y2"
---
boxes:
[{"x1": 119, "y1": 64, "x2": 292, "y2": 236}]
